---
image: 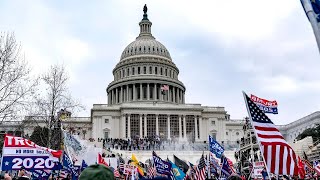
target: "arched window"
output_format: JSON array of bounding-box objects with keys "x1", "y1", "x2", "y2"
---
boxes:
[
  {"x1": 169, "y1": 69, "x2": 172, "y2": 77},
  {"x1": 132, "y1": 67, "x2": 135, "y2": 75},
  {"x1": 155, "y1": 67, "x2": 158, "y2": 74},
  {"x1": 165, "y1": 69, "x2": 167, "y2": 76},
  {"x1": 144, "y1": 67, "x2": 146, "y2": 74},
  {"x1": 127, "y1": 68, "x2": 129, "y2": 76},
  {"x1": 149, "y1": 66, "x2": 152, "y2": 74},
  {"x1": 138, "y1": 67, "x2": 141, "y2": 74},
  {"x1": 122, "y1": 69, "x2": 125, "y2": 77},
  {"x1": 160, "y1": 68, "x2": 163, "y2": 75}
]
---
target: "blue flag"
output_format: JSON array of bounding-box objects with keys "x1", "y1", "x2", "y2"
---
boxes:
[
  {"x1": 169, "y1": 161, "x2": 186, "y2": 180},
  {"x1": 152, "y1": 151, "x2": 172, "y2": 176},
  {"x1": 220, "y1": 156, "x2": 232, "y2": 178},
  {"x1": 30, "y1": 169, "x2": 51, "y2": 180},
  {"x1": 62, "y1": 152, "x2": 75, "y2": 172},
  {"x1": 209, "y1": 135, "x2": 224, "y2": 158},
  {"x1": 81, "y1": 159, "x2": 88, "y2": 171},
  {"x1": 72, "y1": 165, "x2": 80, "y2": 180}
]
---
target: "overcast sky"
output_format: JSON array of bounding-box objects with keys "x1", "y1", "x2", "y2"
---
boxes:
[{"x1": 0, "y1": 0, "x2": 319, "y2": 125}]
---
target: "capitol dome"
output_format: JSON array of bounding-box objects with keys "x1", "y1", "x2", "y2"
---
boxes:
[
  {"x1": 119, "y1": 8, "x2": 171, "y2": 61},
  {"x1": 107, "y1": 4, "x2": 185, "y2": 105},
  {"x1": 120, "y1": 37, "x2": 172, "y2": 61}
]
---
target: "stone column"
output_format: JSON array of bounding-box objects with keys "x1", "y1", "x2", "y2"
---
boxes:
[
  {"x1": 179, "y1": 115, "x2": 182, "y2": 140},
  {"x1": 128, "y1": 115, "x2": 131, "y2": 138},
  {"x1": 182, "y1": 92, "x2": 185, "y2": 104},
  {"x1": 120, "y1": 86, "x2": 123, "y2": 103},
  {"x1": 121, "y1": 115, "x2": 126, "y2": 138},
  {"x1": 112, "y1": 90, "x2": 114, "y2": 104},
  {"x1": 140, "y1": 83, "x2": 143, "y2": 100},
  {"x1": 133, "y1": 84, "x2": 136, "y2": 101},
  {"x1": 167, "y1": 86, "x2": 170, "y2": 102},
  {"x1": 126, "y1": 85, "x2": 129, "y2": 102},
  {"x1": 156, "y1": 114, "x2": 159, "y2": 136},
  {"x1": 154, "y1": 83, "x2": 157, "y2": 101},
  {"x1": 147, "y1": 83, "x2": 150, "y2": 100},
  {"x1": 177, "y1": 88, "x2": 180, "y2": 103},
  {"x1": 194, "y1": 116, "x2": 198, "y2": 140},
  {"x1": 173, "y1": 87, "x2": 176, "y2": 103},
  {"x1": 144, "y1": 115, "x2": 147, "y2": 138},
  {"x1": 107, "y1": 92, "x2": 110, "y2": 104},
  {"x1": 199, "y1": 116, "x2": 202, "y2": 140},
  {"x1": 139, "y1": 115, "x2": 143, "y2": 138},
  {"x1": 160, "y1": 86, "x2": 163, "y2": 101},
  {"x1": 167, "y1": 115, "x2": 171, "y2": 140},
  {"x1": 115, "y1": 88, "x2": 118, "y2": 104},
  {"x1": 183, "y1": 115, "x2": 187, "y2": 139}
]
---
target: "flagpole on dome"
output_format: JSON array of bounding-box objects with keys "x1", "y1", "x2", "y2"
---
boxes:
[
  {"x1": 301, "y1": 0, "x2": 320, "y2": 54},
  {"x1": 242, "y1": 91, "x2": 272, "y2": 179}
]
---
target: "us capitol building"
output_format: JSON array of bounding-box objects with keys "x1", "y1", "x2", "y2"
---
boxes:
[
  {"x1": 91, "y1": 6, "x2": 244, "y2": 144},
  {"x1": 1, "y1": 6, "x2": 320, "y2": 153}
]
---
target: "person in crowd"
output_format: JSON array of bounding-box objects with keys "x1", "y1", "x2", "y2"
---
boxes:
[
  {"x1": 79, "y1": 164, "x2": 114, "y2": 180},
  {"x1": 4, "y1": 172, "x2": 12, "y2": 180},
  {"x1": 17, "y1": 167, "x2": 30, "y2": 180}
]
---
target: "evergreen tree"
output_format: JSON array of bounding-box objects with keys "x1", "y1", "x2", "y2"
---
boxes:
[{"x1": 29, "y1": 126, "x2": 49, "y2": 147}]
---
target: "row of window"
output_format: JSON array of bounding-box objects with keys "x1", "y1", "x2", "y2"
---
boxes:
[
  {"x1": 125, "y1": 114, "x2": 199, "y2": 140},
  {"x1": 122, "y1": 45, "x2": 169, "y2": 58},
  {"x1": 225, "y1": 131, "x2": 240, "y2": 136},
  {"x1": 109, "y1": 84, "x2": 183, "y2": 104},
  {"x1": 115, "y1": 65, "x2": 177, "y2": 80}
]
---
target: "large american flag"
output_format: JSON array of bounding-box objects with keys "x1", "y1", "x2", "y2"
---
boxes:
[
  {"x1": 195, "y1": 154, "x2": 206, "y2": 180},
  {"x1": 244, "y1": 93, "x2": 298, "y2": 176}
]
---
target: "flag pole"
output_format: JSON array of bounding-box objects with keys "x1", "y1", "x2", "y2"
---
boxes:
[
  {"x1": 242, "y1": 91, "x2": 272, "y2": 179},
  {"x1": 302, "y1": 0, "x2": 320, "y2": 54}
]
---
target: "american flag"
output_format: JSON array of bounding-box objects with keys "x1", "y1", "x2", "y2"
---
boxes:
[
  {"x1": 148, "y1": 164, "x2": 157, "y2": 178},
  {"x1": 161, "y1": 85, "x2": 169, "y2": 91},
  {"x1": 195, "y1": 154, "x2": 206, "y2": 180},
  {"x1": 114, "y1": 169, "x2": 121, "y2": 178},
  {"x1": 226, "y1": 157, "x2": 235, "y2": 173},
  {"x1": 244, "y1": 93, "x2": 299, "y2": 176},
  {"x1": 314, "y1": 161, "x2": 320, "y2": 175},
  {"x1": 303, "y1": 159, "x2": 314, "y2": 176},
  {"x1": 59, "y1": 169, "x2": 69, "y2": 179},
  {"x1": 119, "y1": 156, "x2": 125, "y2": 172}
]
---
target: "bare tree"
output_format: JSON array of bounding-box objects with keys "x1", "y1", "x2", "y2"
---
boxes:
[
  {"x1": 0, "y1": 33, "x2": 37, "y2": 123},
  {"x1": 28, "y1": 64, "x2": 83, "y2": 149}
]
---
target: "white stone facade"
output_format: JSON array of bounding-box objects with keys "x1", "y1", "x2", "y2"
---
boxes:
[{"x1": 277, "y1": 111, "x2": 320, "y2": 143}]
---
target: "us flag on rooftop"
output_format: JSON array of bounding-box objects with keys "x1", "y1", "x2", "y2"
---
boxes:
[
  {"x1": 195, "y1": 154, "x2": 206, "y2": 180},
  {"x1": 243, "y1": 92, "x2": 299, "y2": 176}
]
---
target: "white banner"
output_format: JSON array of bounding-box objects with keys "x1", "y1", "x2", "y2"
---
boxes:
[{"x1": 252, "y1": 161, "x2": 265, "y2": 179}]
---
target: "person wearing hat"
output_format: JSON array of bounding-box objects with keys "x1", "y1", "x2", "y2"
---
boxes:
[{"x1": 79, "y1": 164, "x2": 114, "y2": 180}]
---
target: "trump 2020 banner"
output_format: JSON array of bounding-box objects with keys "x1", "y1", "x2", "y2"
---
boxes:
[
  {"x1": 209, "y1": 135, "x2": 224, "y2": 158},
  {"x1": 1, "y1": 134, "x2": 63, "y2": 171},
  {"x1": 250, "y1": 94, "x2": 278, "y2": 114},
  {"x1": 152, "y1": 151, "x2": 172, "y2": 176}
]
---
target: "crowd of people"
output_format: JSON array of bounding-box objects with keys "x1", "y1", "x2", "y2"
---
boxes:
[{"x1": 99, "y1": 137, "x2": 194, "y2": 151}]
